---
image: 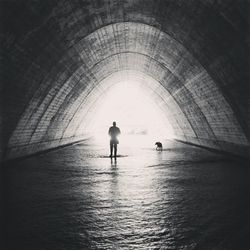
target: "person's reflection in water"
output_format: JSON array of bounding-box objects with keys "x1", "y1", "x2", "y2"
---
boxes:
[
  {"x1": 111, "y1": 157, "x2": 117, "y2": 166},
  {"x1": 108, "y1": 121, "x2": 121, "y2": 159}
]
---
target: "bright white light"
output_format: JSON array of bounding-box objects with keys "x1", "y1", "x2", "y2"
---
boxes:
[{"x1": 84, "y1": 81, "x2": 174, "y2": 147}]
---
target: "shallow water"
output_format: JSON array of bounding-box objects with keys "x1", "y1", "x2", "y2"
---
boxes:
[{"x1": 3, "y1": 140, "x2": 250, "y2": 249}]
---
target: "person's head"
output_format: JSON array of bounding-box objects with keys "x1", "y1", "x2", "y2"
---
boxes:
[{"x1": 113, "y1": 121, "x2": 116, "y2": 126}]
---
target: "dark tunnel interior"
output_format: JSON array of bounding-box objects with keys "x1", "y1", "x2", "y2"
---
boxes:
[
  {"x1": 1, "y1": 0, "x2": 250, "y2": 249},
  {"x1": 1, "y1": 0, "x2": 249, "y2": 160}
]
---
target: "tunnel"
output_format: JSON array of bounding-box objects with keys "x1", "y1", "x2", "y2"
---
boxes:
[
  {"x1": 1, "y1": 0, "x2": 250, "y2": 249},
  {"x1": 1, "y1": 0, "x2": 250, "y2": 160}
]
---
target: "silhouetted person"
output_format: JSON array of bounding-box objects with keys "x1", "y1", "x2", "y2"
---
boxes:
[{"x1": 108, "y1": 121, "x2": 121, "y2": 158}]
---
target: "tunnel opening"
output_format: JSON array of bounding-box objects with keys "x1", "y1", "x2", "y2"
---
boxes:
[{"x1": 82, "y1": 79, "x2": 175, "y2": 149}]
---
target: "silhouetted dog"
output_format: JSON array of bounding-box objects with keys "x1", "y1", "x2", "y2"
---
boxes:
[{"x1": 155, "y1": 142, "x2": 163, "y2": 151}]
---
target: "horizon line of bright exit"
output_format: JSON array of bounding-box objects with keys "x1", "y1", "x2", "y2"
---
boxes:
[{"x1": 81, "y1": 75, "x2": 175, "y2": 147}]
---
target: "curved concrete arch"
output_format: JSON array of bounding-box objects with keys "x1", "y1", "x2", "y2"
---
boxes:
[
  {"x1": 8, "y1": 51, "x2": 209, "y2": 150},
  {"x1": 2, "y1": 1, "x2": 249, "y2": 159},
  {"x1": 9, "y1": 22, "x2": 234, "y2": 148},
  {"x1": 6, "y1": 23, "x2": 190, "y2": 141}
]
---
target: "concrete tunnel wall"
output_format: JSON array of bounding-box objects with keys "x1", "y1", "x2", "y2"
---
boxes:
[{"x1": 1, "y1": 0, "x2": 249, "y2": 160}]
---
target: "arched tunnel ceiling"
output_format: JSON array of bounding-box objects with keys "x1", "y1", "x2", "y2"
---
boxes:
[
  {"x1": 1, "y1": 0, "x2": 249, "y2": 159},
  {"x1": 9, "y1": 22, "x2": 246, "y2": 145}
]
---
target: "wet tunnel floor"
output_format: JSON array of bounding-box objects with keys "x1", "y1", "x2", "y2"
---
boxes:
[{"x1": 2, "y1": 140, "x2": 250, "y2": 250}]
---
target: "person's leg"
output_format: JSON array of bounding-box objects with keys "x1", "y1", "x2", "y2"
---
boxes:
[
  {"x1": 110, "y1": 142, "x2": 113, "y2": 157},
  {"x1": 114, "y1": 144, "x2": 117, "y2": 158}
]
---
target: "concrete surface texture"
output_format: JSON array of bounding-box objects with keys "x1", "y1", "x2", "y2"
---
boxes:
[
  {"x1": 3, "y1": 140, "x2": 250, "y2": 249},
  {"x1": 1, "y1": 0, "x2": 249, "y2": 160}
]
